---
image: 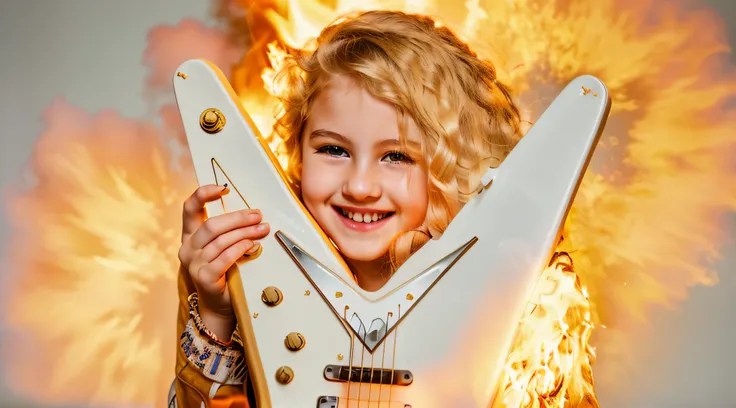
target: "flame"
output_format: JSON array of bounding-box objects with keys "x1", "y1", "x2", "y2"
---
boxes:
[
  {"x1": 493, "y1": 255, "x2": 597, "y2": 408},
  {"x1": 3, "y1": 0, "x2": 735, "y2": 407}
]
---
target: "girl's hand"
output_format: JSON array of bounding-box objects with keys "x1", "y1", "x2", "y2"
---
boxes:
[{"x1": 178, "y1": 184, "x2": 270, "y2": 328}]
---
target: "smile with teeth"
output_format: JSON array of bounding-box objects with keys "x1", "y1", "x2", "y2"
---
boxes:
[{"x1": 336, "y1": 207, "x2": 393, "y2": 224}]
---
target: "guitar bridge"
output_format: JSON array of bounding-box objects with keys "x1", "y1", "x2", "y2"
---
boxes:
[{"x1": 323, "y1": 365, "x2": 414, "y2": 386}]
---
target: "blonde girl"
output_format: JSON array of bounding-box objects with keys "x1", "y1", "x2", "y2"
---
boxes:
[{"x1": 171, "y1": 9, "x2": 522, "y2": 407}]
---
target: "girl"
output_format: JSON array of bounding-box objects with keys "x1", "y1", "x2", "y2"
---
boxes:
[{"x1": 171, "y1": 9, "x2": 522, "y2": 407}]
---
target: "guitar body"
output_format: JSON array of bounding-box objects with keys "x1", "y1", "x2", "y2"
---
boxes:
[{"x1": 173, "y1": 59, "x2": 610, "y2": 408}]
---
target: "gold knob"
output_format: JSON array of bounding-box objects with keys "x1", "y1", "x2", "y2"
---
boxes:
[
  {"x1": 199, "y1": 108, "x2": 226, "y2": 134},
  {"x1": 275, "y1": 366, "x2": 294, "y2": 384},
  {"x1": 284, "y1": 332, "x2": 306, "y2": 351},
  {"x1": 261, "y1": 286, "x2": 283, "y2": 307}
]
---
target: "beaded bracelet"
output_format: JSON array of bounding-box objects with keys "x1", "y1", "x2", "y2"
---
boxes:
[
  {"x1": 187, "y1": 292, "x2": 242, "y2": 348},
  {"x1": 180, "y1": 319, "x2": 247, "y2": 385}
]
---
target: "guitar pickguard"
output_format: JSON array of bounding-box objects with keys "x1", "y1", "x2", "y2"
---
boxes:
[{"x1": 275, "y1": 231, "x2": 477, "y2": 352}]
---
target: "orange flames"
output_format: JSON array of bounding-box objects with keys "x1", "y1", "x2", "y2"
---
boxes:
[{"x1": 3, "y1": 0, "x2": 735, "y2": 407}]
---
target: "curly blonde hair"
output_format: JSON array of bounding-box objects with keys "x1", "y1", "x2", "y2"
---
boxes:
[{"x1": 269, "y1": 10, "x2": 523, "y2": 271}]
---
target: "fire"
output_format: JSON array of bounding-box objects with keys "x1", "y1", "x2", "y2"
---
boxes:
[
  {"x1": 494, "y1": 255, "x2": 597, "y2": 408},
  {"x1": 3, "y1": 0, "x2": 735, "y2": 407}
]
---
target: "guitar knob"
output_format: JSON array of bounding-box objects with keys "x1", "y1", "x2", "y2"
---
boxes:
[
  {"x1": 199, "y1": 108, "x2": 226, "y2": 134},
  {"x1": 284, "y1": 332, "x2": 306, "y2": 351},
  {"x1": 261, "y1": 286, "x2": 283, "y2": 306},
  {"x1": 275, "y1": 366, "x2": 294, "y2": 385}
]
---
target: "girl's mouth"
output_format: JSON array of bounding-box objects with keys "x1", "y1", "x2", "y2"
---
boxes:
[{"x1": 332, "y1": 206, "x2": 395, "y2": 231}]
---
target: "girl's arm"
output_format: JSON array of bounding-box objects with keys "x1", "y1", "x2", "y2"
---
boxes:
[{"x1": 172, "y1": 265, "x2": 251, "y2": 407}]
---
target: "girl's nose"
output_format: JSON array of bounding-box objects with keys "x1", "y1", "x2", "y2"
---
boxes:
[{"x1": 342, "y1": 167, "x2": 382, "y2": 201}]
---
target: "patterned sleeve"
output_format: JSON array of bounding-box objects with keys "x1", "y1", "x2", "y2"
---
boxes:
[
  {"x1": 180, "y1": 293, "x2": 248, "y2": 385},
  {"x1": 174, "y1": 264, "x2": 253, "y2": 407}
]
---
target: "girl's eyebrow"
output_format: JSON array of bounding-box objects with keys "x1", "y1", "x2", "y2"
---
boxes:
[
  {"x1": 377, "y1": 139, "x2": 421, "y2": 150},
  {"x1": 310, "y1": 128, "x2": 421, "y2": 150},
  {"x1": 309, "y1": 129, "x2": 349, "y2": 143}
]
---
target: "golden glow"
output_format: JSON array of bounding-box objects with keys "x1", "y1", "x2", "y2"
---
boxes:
[
  {"x1": 228, "y1": 0, "x2": 734, "y2": 403},
  {"x1": 3, "y1": 0, "x2": 733, "y2": 406},
  {"x1": 3, "y1": 107, "x2": 192, "y2": 405}
]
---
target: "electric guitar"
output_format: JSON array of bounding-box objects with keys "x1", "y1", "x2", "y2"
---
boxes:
[{"x1": 173, "y1": 59, "x2": 610, "y2": 408}]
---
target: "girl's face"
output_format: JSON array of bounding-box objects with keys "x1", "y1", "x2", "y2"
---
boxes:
[{"x1": 300, "y1": 75, "x2": 429, "y2": 264}]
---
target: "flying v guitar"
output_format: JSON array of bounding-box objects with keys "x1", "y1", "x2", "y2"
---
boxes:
[{"x1": 173, "y1": 59, "x2": 610, "y2": 408}]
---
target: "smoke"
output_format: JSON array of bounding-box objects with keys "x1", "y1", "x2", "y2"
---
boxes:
[{"x1": 1, "y1": 18, "x2": 244, "y2": 407}]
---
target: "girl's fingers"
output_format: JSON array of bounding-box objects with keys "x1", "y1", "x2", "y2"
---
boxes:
[
  {"x1": 199, "y1": 223, "x2": 270, "y2": 263},
  {"x1": 182, "y1": 184, "x2": 229, "y2": 239},
  {"x1": 189, "y1": 209, "x2": 263, "y2": 250},
  {"x1": 198, "y1": 239, "x2": 261, "y2": 286}
]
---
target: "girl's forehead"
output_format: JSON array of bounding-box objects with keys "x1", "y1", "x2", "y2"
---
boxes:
[
  {"x1": 308, "y1": 76, "x2": 398, "y2": 128},
  {"x1": 300, "y1": 74, "x2": 423, "y2": 149}
]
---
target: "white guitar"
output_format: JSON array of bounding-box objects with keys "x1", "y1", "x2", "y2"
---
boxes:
[{"x1": 173, "y1": 59, "x2": 610, "y2": 408}]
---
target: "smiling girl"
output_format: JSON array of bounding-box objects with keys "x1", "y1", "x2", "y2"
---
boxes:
[{"x1": 171, "y1": 9, "x2": 522, "y2": 407}]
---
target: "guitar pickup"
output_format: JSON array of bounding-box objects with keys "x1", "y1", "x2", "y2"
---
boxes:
[
  {"x1": 316, "y1": 396, "x2": 412, "y2": 408},
  {"x1": 323, "y1": 365, "x2": 414, "y2": 386}
]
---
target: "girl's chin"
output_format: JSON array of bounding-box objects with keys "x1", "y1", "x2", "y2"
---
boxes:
[
  {"x1": 335, "y1": 243, "x2": 390, "y2": 265},
  {"x1": 342, "y1": 251, "x2": 388, "y2": 264}
]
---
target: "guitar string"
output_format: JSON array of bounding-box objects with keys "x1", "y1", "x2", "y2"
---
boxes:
[
  {"x1": 347, "y1": 306, "x2": 356, "y2": 408},
  {"x1": 368, "y1": 324, "x2": 377, "y2": 407},
  {"x1": 378, "y1": 311, "x2": 393, "y2": 408},
  {"x1": 345, "y1": 307, "x2": 399, "y2": 407},
  {"x1": 367, "y1": 316, "x2": 387, "y2": 406},
  {"x1": 359, "y1": 320, "x2": 368, "y2": 408},
  {"x1": 389, "y1": 304, "x2": 401, "y2": 407}
]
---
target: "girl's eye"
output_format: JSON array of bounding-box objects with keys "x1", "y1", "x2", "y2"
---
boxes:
[
  {"x1": 317, "y1": 145, "x2": 349, "y2": 158},
  {"x1": 383, "y1": 151, "x2": 414, "y2": 164}
]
